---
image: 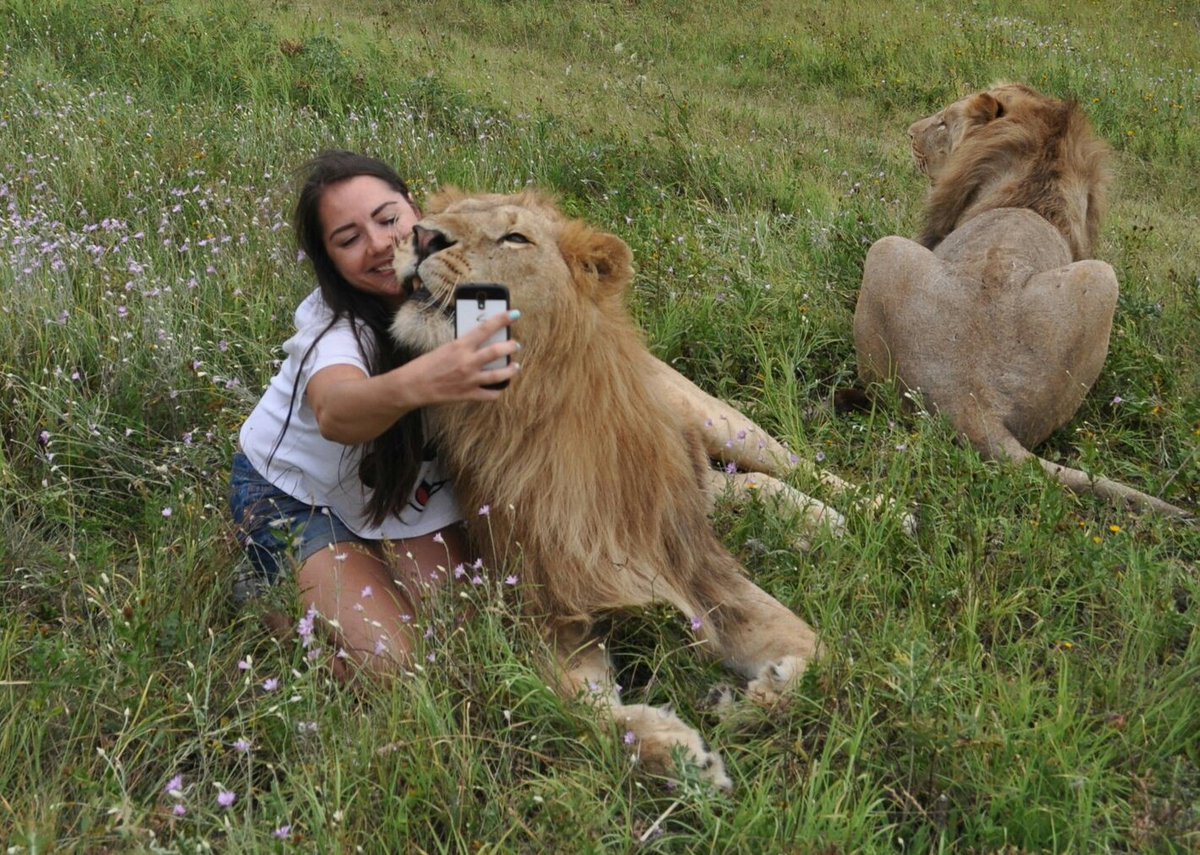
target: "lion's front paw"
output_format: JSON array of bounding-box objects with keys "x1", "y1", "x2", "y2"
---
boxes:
[
  {"x1": 618, "y1": 704, "x2": 732, "y2": 791},
  {"x1": 745, "y1": 655, "x2": 809, "y2": 706}
]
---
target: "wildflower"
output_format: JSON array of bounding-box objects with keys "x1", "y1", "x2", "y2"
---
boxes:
[
  {"x1": 360, "y1": 585, "x2": 373, "y2": 598},
  {"x1": 274, "y1": 825, "x2": 292, "y2": 840},
  {"x1": 164, "y1": 774, "x2": 184, "y2": 798},
  {"x1": 297, "y1": 605, "x2": 317, "y2": 647},
  {"x1": 690, "y1": 615, "x2": 703, "y2": 632},
  {"x1": 172, "y1": 803, "x2": 187, "y2": 817},
  {"x1": 623, "y1": 730, "x2": 637, "y2": 745},
  {"x1": 453, "y1": 563, "x2": 466, "y2": 579},
  {"x1": 162, "y1": 507, "x2": 173, "y2": 518},
  {"x1": 432, "y1": 532, "x2": 445, "y2": 544},
  {"x1": 262, "y1": 677, "x2": 279, "y2": 692},
  {"x1": 1111, "y1": 395, "x2": 1123, "y2": 405},
  {"x1": 478, "y1": 504, "x2": 491, "y2": 516},
  {"x1": 471, "y1": 574, "x2": 484, "y2": 586},
  {"x1": 504, "y1": 575, "x2": 518, "y2": 586},
  {"x1": 374, "y1": 637, "x2": 388, "y2": 656},
  {"x1": 815, "y1": 451, "x2": 826, "y2": 464},
  {"x1": 232, "y1": 738, "x2": 252, "y2": 754},
  {"x1": 37, "y1": 430, "x2": 50, "y2": 447},
  {"x1": 724, "y1": 461, "x2": 737, "y2": 475},
  {"x1": 217, "y1": 790, "x2": 236, "y2": 808},
  {"x1": 336, "y1": 648, "x2": 349, "y2": 660},
  {"x1": 1108, "y1": 525, "x2": 1122, "y2": 534}
]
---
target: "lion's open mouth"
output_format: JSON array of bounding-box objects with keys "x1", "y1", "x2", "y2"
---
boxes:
[{"x1": 405, "y1": 279, "x2": 455, "y2": 320}]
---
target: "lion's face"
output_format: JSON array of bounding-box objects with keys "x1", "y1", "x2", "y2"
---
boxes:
[
  {"x1": 390, "y1": 189, "x2": 633, "y2": 362},
  {"x1": 908, "y1": 83, "x2": 1040, "y2": 179}
]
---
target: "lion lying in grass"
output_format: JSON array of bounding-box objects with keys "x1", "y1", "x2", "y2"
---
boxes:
[
  {"x1": 854, "y1": 83, "x2": 1190, "y2": 519},
  {"x1": 390, "y1": 189, "x2": 825, "y2": 788}
]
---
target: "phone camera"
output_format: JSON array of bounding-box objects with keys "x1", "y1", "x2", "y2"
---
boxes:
[{"x1": 476, "y1": 293, "x2": 487, "y2": 310}]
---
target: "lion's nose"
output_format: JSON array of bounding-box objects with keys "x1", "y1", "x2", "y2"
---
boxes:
[{"x1": 413, "y1": 225, "x2": 455, "y2": 261}]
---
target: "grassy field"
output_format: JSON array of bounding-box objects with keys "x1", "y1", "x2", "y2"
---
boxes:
[{"x1": 1, "y1": 0, "x2": 1197, "y2": 850}]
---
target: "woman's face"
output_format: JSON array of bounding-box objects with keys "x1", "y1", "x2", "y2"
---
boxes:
[{"x1": 319, "y1": 174, "x2": 420, "y2": 307}]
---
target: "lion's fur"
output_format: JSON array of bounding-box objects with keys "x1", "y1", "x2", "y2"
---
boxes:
[
  {"x1": 390, "y1": 190, "x2": 822, "y2": 785},
  {"x1": 911, "y1": 82, "x2": 1112, "y2": 261}
]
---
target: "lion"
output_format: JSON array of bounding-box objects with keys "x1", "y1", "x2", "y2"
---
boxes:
[
  {"x1": 854, "y1": 84, "x2": 1191, "y2": 519},
  {"x1": 390, "y1": 189, "x2": 825, "y2": 788}
]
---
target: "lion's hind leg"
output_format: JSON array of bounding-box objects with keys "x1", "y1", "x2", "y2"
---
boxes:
[
  {"x1": 551, "y1": 626, "x2": 732, "y2": 790},
  {"x1": 702, "y1": 468, "x2": 846, "y2": 553}
]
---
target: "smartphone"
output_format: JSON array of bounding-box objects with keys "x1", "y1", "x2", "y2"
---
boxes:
[{"x1": 454, "y1": 283, "x2": 511, "y2": 390}]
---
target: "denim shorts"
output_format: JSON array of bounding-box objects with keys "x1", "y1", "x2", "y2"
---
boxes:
[{"x1": 228, "y1": 451, "x2": 371, "y2": 595}]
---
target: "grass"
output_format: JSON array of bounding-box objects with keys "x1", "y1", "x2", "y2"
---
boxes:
[{"x1": 1, "y1": 0, "x2": 1198, "y2": 850}]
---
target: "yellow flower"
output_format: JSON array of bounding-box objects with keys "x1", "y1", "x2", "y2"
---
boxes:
[{"x1": 1109, "y1": 525, "x2": 1122, "y2": 534}]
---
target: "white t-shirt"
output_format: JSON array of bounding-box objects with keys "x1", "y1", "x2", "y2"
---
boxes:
[{"x1": 239, "y1": 288, "x2": 460, "y2": 539}]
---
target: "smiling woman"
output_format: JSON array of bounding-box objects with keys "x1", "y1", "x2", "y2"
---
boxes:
[{"x1": 228, "y1": 149, "x2": 522, "y2": 681}]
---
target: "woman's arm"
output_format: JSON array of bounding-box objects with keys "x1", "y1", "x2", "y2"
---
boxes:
[{"x1": 307, "y1": 311, "x2": 521, "y2": 445}]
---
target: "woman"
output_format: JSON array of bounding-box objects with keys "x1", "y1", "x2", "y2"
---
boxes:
[{"x1": 230, "y1": 150, "x2": 521, "y2": 679}]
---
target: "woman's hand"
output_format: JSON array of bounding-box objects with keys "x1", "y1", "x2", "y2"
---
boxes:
[{"x1": 406, "y1": 309, "x2": 523, "y2": 404}]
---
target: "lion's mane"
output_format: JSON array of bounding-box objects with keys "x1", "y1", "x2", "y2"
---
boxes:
[{"x1": 912, "y1": 82, "x2": 1112, "y2": 260}]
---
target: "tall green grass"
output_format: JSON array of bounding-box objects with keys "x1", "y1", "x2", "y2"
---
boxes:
[{"x1": 1, "y1": 0, "x2": 1197, "y2": 850}]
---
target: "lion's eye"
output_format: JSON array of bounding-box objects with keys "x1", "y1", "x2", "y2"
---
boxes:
[{"x1": 501, "y1": 232, "x2": 531, "y2": 244}]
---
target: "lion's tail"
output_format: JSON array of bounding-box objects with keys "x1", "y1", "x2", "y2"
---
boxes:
[{"x1": 990, "y1": 429, "x2": 1193, "y2": 521}]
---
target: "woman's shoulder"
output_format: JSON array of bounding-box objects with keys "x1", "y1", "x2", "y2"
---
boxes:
[{"x1": 293, "y1": 287, "x2": 333, "y2": 328}]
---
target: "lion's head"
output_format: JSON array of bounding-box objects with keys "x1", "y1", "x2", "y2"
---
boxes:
[
  {"x1": 908, "y1": 83, "x2": 1046, "y2": 180},
  {"x1": 391, "y1": 189, "x2": 635, "y2": 369},
  {"x1": 910, "y1": 83, "x2": 1111, "y2": 260}
]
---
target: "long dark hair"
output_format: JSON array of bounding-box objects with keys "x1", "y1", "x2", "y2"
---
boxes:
[{"x1": 277, "y1": 149, "x2": 424, "y2": 526}]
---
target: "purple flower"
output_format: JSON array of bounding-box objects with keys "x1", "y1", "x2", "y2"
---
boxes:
[
  {"x1": 690, "y1": 615, "x2": 703, "y2": 632},
  {"x1": 432, "y1": 532, "x2": 445, "y2": 544},
  {"x1": 161, "y1": 507, "x2": 173, "y2": 518},
  {"x1": 172, "y1": 803, "x2": 187, "y2": 817},
  {"x1": 164, "y1": 774, "x2": 184, "y2": 798},
  {"x1": 724, "y1": 461, "x2": 737, "y2": 475},
  {"x1": 262, "y1": 677, "x2": 279, "y2": 692},
  {"x1": 237, "y1": 658, "x2": 251, "y2": 671},
  {"x1": 623, "y1": 730, "x2": 636, "y2": 745},
  {"x1": 297, "y1": 605, "x2": 317, "y2": 647},
  {"x1": 37, "y1": 430, "x2": 50, "y2": 447},
  {"x1": 360, "y1": 585, "x2": 373, "y2": 598},
  {"x1": 217, "y1": 790, "x2": 236, "y2": 808},
  {"x1": 478, "y1": 504, "x2": 491, "y2": 516},
  {"x1": 274, "y1": 825, "x2": 292, "y2": 840},
  {"x1": 232, "y1": 738, "x2": 252, "y2": 754},
  {"x1": 504, "y1": 575, "x2": 518, "y2": 586}
]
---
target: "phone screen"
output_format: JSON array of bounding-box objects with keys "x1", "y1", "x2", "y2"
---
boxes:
[{"x1": 454, "y1": 284, "x2": 511, "y2": 381}]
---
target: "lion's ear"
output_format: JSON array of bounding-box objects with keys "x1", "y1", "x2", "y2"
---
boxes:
[
  {"x1": 559, "y1": 223, "x2": 634, "y2": 300},
  {"x1": 968, "y1": 92, "x2": 1004, "y2": 123},
  {"x1": 425, "y1": 187, "x2": 468, "y2": 215}
]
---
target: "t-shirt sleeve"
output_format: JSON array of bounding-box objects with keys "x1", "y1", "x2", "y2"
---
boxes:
[{"x1": 282, "y1": 292, "x2": 374, "y2": 402}]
